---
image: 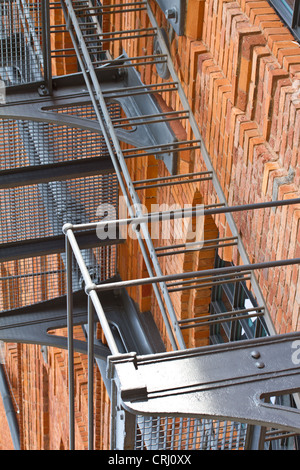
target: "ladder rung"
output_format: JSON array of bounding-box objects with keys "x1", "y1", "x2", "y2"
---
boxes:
[
  {"x1": 76, "y1": 7, "x2": 147, "y2": 17},
  {"x1": 166, "y1": 267, "x2": 249, "y2": 287},
  {"x1": 73, "y1": 2, "x2": 147, "y2": 12},
  {"x1": 83, "y1": 27, "x2": 156, "y2": 36},
  {"x1": 112, "y1": 110, "x2": 189, "y2": 129},
  {"x1": 92, "y1": 53, "x2": 166, "y2": 66},
  {"x1": 82, "y1": 31, "x2": 157, "y2": 42},
  {"x1": 94, "y1": 59, "x2": 167, "y2": 72},
  {"x1": 134, "y1": 175, "x2": 212, "y2": 191},
  {"x1": 133, "y1": 171, "x2": 212, "y2": 185},
  {"x1": 113, "y1": 115, "x2": 189, "y2": 129},
  {"x1": 123, "y1": 145, "x2": 202, "y2": 159},
  {"x1": 102, "y1": 82, "x2": 178, "y2": 99},
  {"x1": 121, "y1": 140, "x2": 202, "y2": 154},
  {"x1": 178, "y1": 306, "x2": 265, "y2": 325},
  {"x1": 157, "y1": 241, "x2": 238, "y2": 257},
  {"x1": 179, "y1": 309, "x2": 264, "y2": 329},
  {"x1": 156, "y1": 236, "x2": 238, "y2": 253},
  {"x1": 111, "y1": 109, "x2": 188, "y2": 124}
]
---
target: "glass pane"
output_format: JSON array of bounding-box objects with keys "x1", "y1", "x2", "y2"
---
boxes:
[{"x1": 284, "y1": 0, "x2": 295, "y2": 11}]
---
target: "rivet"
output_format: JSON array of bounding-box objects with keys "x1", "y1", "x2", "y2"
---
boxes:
[
  {"x1": 165, "y1": 8, "x2": 178, "y2": 22},
  {"x1": 255, "y1": 361, "x2": 265, "y2": 369},
  {"x1": 251, "y1": 350, "x2": 261, "y2": 359}
]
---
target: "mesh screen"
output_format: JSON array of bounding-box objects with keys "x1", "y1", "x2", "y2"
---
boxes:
[
  {"x1": 0, "y1": 103, "x2": 120, "y2": 309},
  {"x1": 0, "y1": 173, "x2": 118, "y2": 243},
  {"x1": 0, "y1": 246, "x2": 117, "y2": 311},
  {"x1": 135, "y1": 416, "x2": 248, "y2": 451},
  {"x1": 0, "y1": 119, "x2": 112, "y2": 170},
  {"x1": 0, "y1": 0, "x2": 44, "y2": 85}
]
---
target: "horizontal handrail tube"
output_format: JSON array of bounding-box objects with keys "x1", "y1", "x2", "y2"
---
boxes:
[
  {"x1": 91, "y1": 258, "x2": 300, "y2": 292},
  {"x1": 67, "y1": 197, "x2": 300, "y2": 232},
  {"x1": 66, "y1": 205, "x2": 219, "y2": 232}
]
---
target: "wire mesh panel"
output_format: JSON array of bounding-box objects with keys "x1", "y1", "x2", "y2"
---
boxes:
[
  {"x1": 0, "y1": 0, "x2": 45, "y2": 85},
  {"x1": 0, "y1": 173, "x2": 118, "y2": 243},
  {"x1": 134, "y1": 416, "x2": 248, "y2": 451},
  {"x1": 0, "y1": 105, "x2": 120, "y2": 310},
  {"x1": 0, "y1": 245, "x2": 117, "y2": 311}
]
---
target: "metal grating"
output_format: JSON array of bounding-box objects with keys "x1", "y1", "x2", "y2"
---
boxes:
[
  {"x1": 135, "y1": 416, "x2": 247, "y2": 450},
  {"x1": 0, "y1": 0, "x2": 44, "y2": 85},
  {"x1": 0, "y1": 112, "x2": 120, "y2": 171},
  {"x1": 0, "y1": 246, "x2": 117, "y2": 311},
  {"x1": 0, "y1": 174, "x2": 118, "y2": 243}
]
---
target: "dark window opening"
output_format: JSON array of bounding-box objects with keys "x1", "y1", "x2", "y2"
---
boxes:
[{"x1": 268, "y1": 0, "x2": 300, "y2": 41}]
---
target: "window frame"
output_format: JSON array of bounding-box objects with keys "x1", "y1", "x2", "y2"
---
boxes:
[{"x1": 268, "y1": 0, "x2": 300, "y2": 41}]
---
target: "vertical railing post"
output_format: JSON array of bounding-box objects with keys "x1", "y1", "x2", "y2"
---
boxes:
[
  {"x1": 41, "y1": 0, "x2": 53, "y2": 94},
  {"x1": 65, "y1": 231, "x2": 75, "y2": 450},
  {"x1": 88, "y1": 295, "x2": 94, "y2": 450}
]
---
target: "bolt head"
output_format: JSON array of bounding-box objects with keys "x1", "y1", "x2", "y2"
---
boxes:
[
  {"x1": 255, "y1": 361, "x2": 265, "y2": 369},
  {"x1": 251, "y1": 350, "x2": 261, "y2": 359},
  {"x1": 165, "y1": 8, "x2": 178, "y2": 22}
]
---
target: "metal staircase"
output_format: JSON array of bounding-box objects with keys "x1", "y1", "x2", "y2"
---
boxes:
[{"x1": 0, "y1": 0, "x2": 300, "y2": 450}]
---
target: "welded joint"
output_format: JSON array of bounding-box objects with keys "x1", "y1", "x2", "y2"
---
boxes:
[{"x1": 62, "y1": 222, "x2": 74, "y2": 234}]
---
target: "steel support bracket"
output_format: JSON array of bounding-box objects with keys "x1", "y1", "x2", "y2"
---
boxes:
[
  {"x1": 108, "y1": 332, "x2": 300, "y2": 433},
  {"x1": 155, "y1": 0, "x2": 187, "y2": 36}
]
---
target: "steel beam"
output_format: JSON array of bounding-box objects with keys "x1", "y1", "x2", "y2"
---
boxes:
[
  {"x1": 108, "y1": 332, "x2": 300, "y2": 432},
  {"x1": 0, "y1": 157, "x2": 114, "y2": 189}
]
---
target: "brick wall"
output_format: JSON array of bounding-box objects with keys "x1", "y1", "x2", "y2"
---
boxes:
[{"x1": 1, "y1": 0, "x2": 299, "y2": 450}]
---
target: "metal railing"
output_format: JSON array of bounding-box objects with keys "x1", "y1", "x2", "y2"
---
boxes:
[{"x1": 0, "y1": 0, "x2": 299, "y2": 450}]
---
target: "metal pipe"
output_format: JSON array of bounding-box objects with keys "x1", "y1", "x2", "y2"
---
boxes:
[
  {"x1": 0, "y1": 364, "x2": 20, "y2": 450},
  {"x1": 123, "y1": 145, "x2": 202, "y2": 159},
  {"x1": 111, "y1": 109, "x2": 188, "y2": 123},
  {"x1": 92, "y1": 257, "x2": 300, "y2": 292},
  {"x1": 70, "y1": 197, "x2": 300, "y2": 231},
  {"x1": 69, "y1": 204, "x2": 218, "y2": 232},
  {"x1": 83, "y1": 32, "x2": 157, "y2": 42},
  {"x1": 121, "y1": 140, "x2": 201, "y2": 154},
  {"x1": 66, "y1": 235, "x2": 75, "y2": 450},
  {"x1": 95, "y1": 54, "x2": 166, "y2": 66},
  {"x1": 112, "y1": 112, "x2": 188, "y2": 127},
  {"x1": 102, "y1": 81, "x2": 178, "y2": 96},
  {"x1": 157, "y1": 241, "x2": 238, "y2": 258},
  {"x1": 178, "y1": 306, "x2": 264, "y2": 324},
  {"x1": 179, "y1": 311, "x2": 264, "y2": 329},
  {"x1": 134, "y1": 175, "x2": 212, "y2": 190},
  {"x1": 156, "y1": 236, "x2": 238, "y2": 252},
  {"x1": 166, "y1": 270, "x2": 251, "y2": 287},
  {"x1": 64, "y1": 227, "x2": 120, "y2": 356},
  {"x1": 133, "y1": 171, "x2": 212, "y2": 185},
  {"x1": 168, "y1": 274, "x2": 251, "y2": 292},
  {"x1": 73, "y1": 2, "x2": 147, "y2": 10},
  {"x1": 88, "y1": 295, "x2": 94, "y2": 450}
]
